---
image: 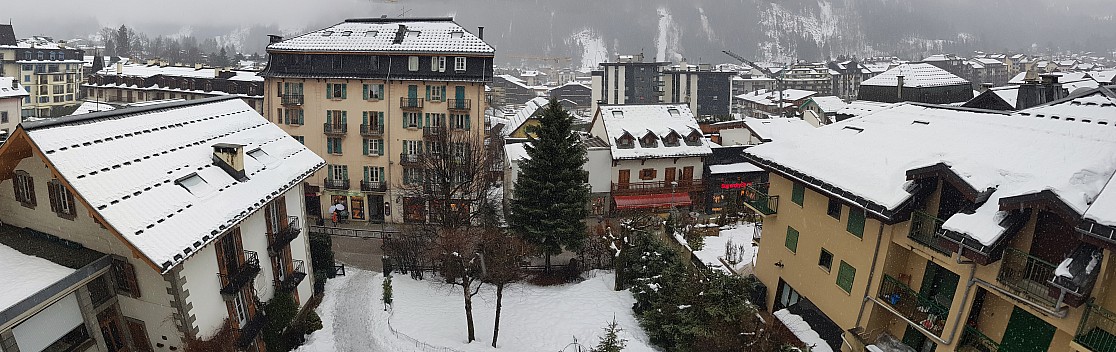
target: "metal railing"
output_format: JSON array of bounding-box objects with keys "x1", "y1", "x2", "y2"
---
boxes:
[
  {"x1": 400, "y1": 97, "x2": 424, "y2": 109},
  {"x1": 959, "y1": 326, "x2": 999, "y2": 352},
  {"x1": 997, "y1": 247, "x2": 1058, "y2": 308},
  {"x1": 1077, "y1": 303, "x2": 1116, "y2": 352},
  {"x1": 878, "y1": 274, "x2": 950, "y2": 336},
  {"x1": 280, "y1": 94, "x2": 304, "y2": 106},
  {"x1": 610, "y1": 180, "x2": 704, "y2": 195},
  {"x1": 422, "y1": 126, "x2": 444, "y2": 139},
  {"x1": 361, "y1": 180, "x2": 387, "y2": 192},
  {"x1": 400, "y1": 153, "x2": 423, "y2": 166},
  {"x1": 447, "y1": 98, "x2": 471, "y2": 111},
  {"x1": 268, "y1": 216, "x2": 300, "y2": 253},
  {"x1": 236, "y1": 309, "x2": 267, "y2": 348},
  {"x1": 743, "y1": 183, "x2": 779, "y2": 216},
  {"x1": 360, "y1": 124, "x2": 384, "y2": 137},
  {"x1": 908, "y1": 211, "x2": 951, "y2": 255},
  {"x1": 219, "y1": 251, "x2": 261, "y2": 295},
  {"x1": 323, "y1": 178, "x2": 350, "y2": 190},
  {"x1": 323, "y1": 122, "x2": 347, "y2": 135},
  {"x1": 276, "y1": 260, "x2": 307, "y2": 293}
]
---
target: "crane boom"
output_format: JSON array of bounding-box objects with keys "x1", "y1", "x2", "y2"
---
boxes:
[{"x1": 722, "y1": 50, "x2": 787, "y2": 118}]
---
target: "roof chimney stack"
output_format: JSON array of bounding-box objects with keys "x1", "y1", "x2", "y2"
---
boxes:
[
  {"x1": 268, "y1": 35, "x2": 283, "y2": 44},
  {"x1": 896, "y1": 75, "x2": 904, "y2": 101},
  {"x1": 478, "y1": 26, "x2": 484, "y2": 40},
  {"x1": 212, "y1": 143, "x2": 247, "y2": 181},
  {"x1": 115, "y1": 62, "x2": 123, "y2": 75},
  {"x1": 11, "y1": 79, "x2": 17, "y2": 90}
]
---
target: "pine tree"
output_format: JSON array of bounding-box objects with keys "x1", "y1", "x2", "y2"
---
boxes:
[
  {"x1": 509, "y1": 98, "x2": 590, "y2": 272},
  {"x1": 592, "y1": 318, "x2": 628, "y2": 352}
]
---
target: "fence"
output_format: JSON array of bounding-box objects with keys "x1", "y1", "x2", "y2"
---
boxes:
[{"x1": 384, "y1": 307, "x2": 468, "y2": 352}]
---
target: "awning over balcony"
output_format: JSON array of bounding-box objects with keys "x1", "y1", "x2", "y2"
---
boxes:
[{"x1": 614, "y1": 193, "x2": 691, "y2": 210}]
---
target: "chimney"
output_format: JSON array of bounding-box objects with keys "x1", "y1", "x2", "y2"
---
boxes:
[
  {"x1": 195, "y1": 63, "x2": 203, "y2": 70},
  {"x1": 212, "y1": 143, "x2": 247, "y2": 181},
  {"x1": 11, "y1": 79, "x2": 17, "y2": 90},
  {"x1": 268, "y1": 34, "x2": 283, "y2": 44},
  {"x1": 115, "y1": 62, "x2": 123, "y2": 75},
  {"x1": 1040, "y1": 73, "x2": 1064, "y2": 104},
  {"x1": 477, "y1": 26, "x2": 484, "y2": 40},
  {"x1": 896, "y1": 75, "x2": 904, "y2": 101}
]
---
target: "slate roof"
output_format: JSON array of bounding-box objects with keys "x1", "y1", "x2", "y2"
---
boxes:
[
  {"x1": 268, "y1": 18, "x2": 494, "y2": 55},
  {"x1": 861, "y1": 63, "x2": 969, "y2": 88}
]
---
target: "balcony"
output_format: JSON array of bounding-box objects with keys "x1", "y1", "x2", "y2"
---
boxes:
[
  {"x1": 908, "y1": 211, "x2": 951, "y2": 255},
  {"x1": 423, "y1": 126, "x2": 444, "y2": 140},
  {"x1": 400, "y1": 153, "x2": 423, "y2": 166},
  {"x1": 742, "y1": 183, "x2": 779, "y2": 216},
  {"x1": 235, "y1": 309, "x2": 267, "y2": 348},
  {"x1": 323, "y1": 123, "x2": 347, "y2": 136},
  {"x1": 400, "y1": 97, "x2": 424, "y2": 110},
  {"x1": 361, "y1": 180, "x2": 387, "y2": 192},
  {"x1": 610, "y1": 180, "x2": 704, "y2": 196},
  {"x1": 360, "y1": 124, "x2": 384, "y2": 137},
  {"x1": 877, "y1": 274, "x2": 949, "y2": 336},
  {"x1": 323, "y1": 178, "x2": 350, "y2": 190},
  {"x1": 268, "y1": 216, "x2": 300, "y2": 254},
  {"x1": 275, "y1": 260, "x2": 307, "y2": 293},
  {"x1": 280, "y1": 94, "x2": 304, "y2": 106},
  {"x1": 219, "y1": 251, "x2": 261, "y2": 296},
  {"x1": 997, "y1": 247, "x2": 1058, "y2": 308},
  {"x1": 959, "y1": 326, "x2": 999, "y2": 352},
  {"x1": 1076, "y1": 303, "x2": 1116, "y2": 352},
  {"x1": 447, "y1": 99, "x2": 471, "y2": 111}
]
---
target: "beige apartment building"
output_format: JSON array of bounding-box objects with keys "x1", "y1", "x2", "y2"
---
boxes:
[
  {"x1": 743, "y1": 89, "x2": 1116, "y2": 352},
  {"x1": 260, "y1": 17, "x2": 493, "y2": 223},
  {"x1": 0, "y1": 25, "x2": 84, "y2": 118}
]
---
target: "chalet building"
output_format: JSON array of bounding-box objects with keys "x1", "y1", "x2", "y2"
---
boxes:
[
  {"x1": 83, "y1": 62, "x2": 265, "y2": 113},
  {"x1": 828, "y1": 60, "x2": 876, "y2": 101},
  {"x1": 0, "y1": 77, "x2": 28, "y2": 140},
  {"x1": 857, "y1": 63, "x2": 973, "y2": 104},
  {"x1": 660, "y1": 63, "x2": 736, "y2": 120},
  {"x1": 260, "y1": 17, "x2": 494, "y2": 224},
  {"x1": 491, "y1": 74, "x2": 537, "y2": 108},
  {"x1": 503, "y1": 136, "x2": 613, "y2": 216},
  {"x1": 742, "y1": 88, "x2": 1116, "y2": 352},
  {"x1": 0, "y1": 25, "x2": 84, "y2": 118},
  {"x1": 735, "y1": 88, "x2": 817, "y2": 118},
  {"x1": 590, "y1": 54, "x2": 668, "y2": 113},
  {"x1": 547, "y1": 81, "x2": 592, "y2": 109},
  {"x1": 0, "y1": 96, "x2": 323, "y2": 352},
  {"x1": 798, "y1": 96, "x2": 847, "y2": 127},
  {"x1": 588, "y1": 104, "x2": 712, "y2": 212},
  {"x1": 779, "y1": 63, "x2": 833, "y2": 97}
]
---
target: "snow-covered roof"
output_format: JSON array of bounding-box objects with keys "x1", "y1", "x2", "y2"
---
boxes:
[
  {"x1": 807, "y1": 96, "x2": 848, "y2": 113},
  {"x1": 1084, "y1": 178, "x2": 1116, "y2": 227},
  {"x1": 836, "y1": 100, "x2": 894, "y2": 120},
  {"x1": 774, "y1": 309, "x2": 835, "y2": 352},
  {"x1": 97, "y1": 63, "x2": 263, "y2": 81},
  {"x1": 736, "y1": 89, "x2": 818, "y2": 107},
  {"x1": 0, "y1": 78, "x2": 28, "y2": 99},
  {"x1": 861, "y1": 63, "x2": 969, "y2": 88},
  {"x1": 17, "y1": 97, "x2": 325, "y2": 272},
  {"x1": 745, "y1": 101, "x2": 1116, "y2": 246},
  {"x1": 504, "y1": 142, "x2": 530, "y2": 162},
  {"x1": 595, "y1": 104, "x2": 712, "y2": 160},
  {"x1": 549, "y1": 81, "x2": 590, "y2": 91},
  {"x1": 267, "y1": 18, "x2": 494, "y2": 55},
  {"x1": 987, "y1": 86, "x2": 1020, "y2": 108},
  {"x1": 709, "y1": 162, "x2": 763, "y2": 175},
  {"x1": 1016, "y1": 87, "x2": 1116, "y2": 125},
  {"x1": 973, "y1": 58, "x2": 1003, "y2": 66},
  {"x1": 0, "y1": 243, "x2": 75, "y2": 312},
  {"x1": 742, "y1": 118, "x2": 814, "y2": 142},
  {"x1": 1008, "y1": 71, "x2": 1092, "y2": 85},
  {"x1": 69, "y1": 100, "x2": 117, "y2": 115},
  {"x1": 504, "y1": 97, "x2": 549, "y2": 136}
]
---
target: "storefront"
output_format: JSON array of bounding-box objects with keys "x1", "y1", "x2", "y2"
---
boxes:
[
  {"x1": 705, "y1": 162, "x2": 767, "y2": 214},
  {"x1": 322, "y1": 190, "x2": 386, "y2": 223}
]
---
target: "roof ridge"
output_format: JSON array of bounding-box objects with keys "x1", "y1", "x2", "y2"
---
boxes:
[{"x1": 23, "y1": 96, "x2": 239, "y2": 131}]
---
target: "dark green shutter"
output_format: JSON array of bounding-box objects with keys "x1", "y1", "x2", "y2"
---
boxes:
[
  {"x1": 363, "y1": 167, "x2": 369, "y2": 183},
  {"x1": 792, "y1": 182, "x2": 805, "y2": 206},
  {"x1": 377, "y1": 140, "x2": 384, "y2": 156},
  {"x1": 847, "y1": 208, "x2": 865, "y2": 238},
  {"x1": 377, "y1": 112, "x2": 384, "y2": 128},
  {"x1": 464, "y1": 114, "x2": 471, "y2": 130},
  {"x1": 785, "y1": 226, "x2": 799, "y2": 253},
  {"x1": 341, "y1": 111, "x2": 347, "y2": 125},
  {"x1": 362, "y1": 84, "x2": 369, "y2": 100},
  {"x1": 341, "y1": 84, "x2": 347, "y2": 99},
  {"x1": 362, "y1": 111, "x2": 368, "y2": 126},
  {"x1": 837, "y1": 261, "x2": 856, "y2": 293},
  {"x1": 425, "y1": 85, "x2": 431, "y2": 101},
  {"x1": 363, "y1": 138, "x2": 369, "y2": 156}
]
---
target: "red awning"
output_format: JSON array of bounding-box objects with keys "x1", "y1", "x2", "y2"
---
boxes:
[{"x1": 614, "y1": 193, "x2": 692, "y2": 210}]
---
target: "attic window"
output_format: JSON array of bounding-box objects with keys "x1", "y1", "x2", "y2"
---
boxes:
[
  {"x1": 247, "y1": 148, "x2": 276, "y2": 164},
  {"x1": 639, "y1": 133, "x2": 658, "y2": 148},
  {"x1": 912, "y1": 120, "x2": 930, "y2": 125},
  {"x1": 668, "y1": 109, "x2": 681, "y2": 117},
  {"x1": 341, "y1": 31, "x2": 352, "y2": 36},
  {"x1": 611, "y1": 111, "x2": 624, "y2": 118},
  {"x1": 406, "y1": 30, "x2": 420, "y2": 37},
  {"x1": 617, "y1": 135, "x2": 634, "y2": 149},
  {"x1": 176, "y1": 173, "x2": 212, "y2": 195},
  {"x1": 450, "y1": 31, "x2": 464, "y2": 39},
  {"x1": 663, "y1": 132, "x2": 681, "y2": 147},
  {"x1": 365, "y1": 31, "x2": 379, "y2": 37},
  {"x1": 684, "y1": 131, "x2": 703, "y2": 146},
  {"x1": 322, "y1": 31, "x2": 334, "y2": 37}
]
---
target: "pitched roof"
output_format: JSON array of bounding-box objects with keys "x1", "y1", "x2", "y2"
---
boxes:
[
  {"x1": 595, "y1": 104, "x2": 712, "y2": 160},
  {"x1": 267, "y1": 18, "x2": 494, "y2": 55},
  {"x1": 742, "y1": 118, "x2": 815, "y2": 142},
  {"x1": 1015, "y1": 86, "x2": 1116, "y2": 125},
  {"x1": 736, "y1": 89, "x2": 818, "y2": 107},
  {"x1": 14, "y1": 96, "x2": 324, "y2": 272},
  {"x1": 97, "y1": 63, "x2": 263, "y2": 81},
  {"x1": 806, "y1": 96, "x2": 848, "y2": 113},
  {"x1": 835, "y1": 100, "x2": 894, "y2": 120},
  {"x1": 861, "y1": 63, "x2": 969, "y2": 88},
  {"x1": 504, "y1": 97, "x2": 549, "y2": 136},
  {"x1": 0, "y1": 25, "x2": 15, "y2": 46},
  {"x1": 0, "y1": 78, "x2": 28, "y2": 99}
]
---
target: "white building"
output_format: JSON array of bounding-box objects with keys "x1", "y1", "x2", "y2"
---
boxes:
[
  {"x1": 0, "y1": 77, "x2": 28, "y2": 140},
  {"x1": 0, "y1": 96, "x2": 323, "y2": 351}
]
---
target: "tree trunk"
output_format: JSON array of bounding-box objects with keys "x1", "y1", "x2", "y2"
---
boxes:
[
  {"x1": 545, "y1": 253, "x2": 552, "y2": 274},
  {"x1": 491, "y1": 283, "x2": 504, "y2": 348},
  {"x1": 463, "y1": 280, "x2": 476, "y2": 342}
]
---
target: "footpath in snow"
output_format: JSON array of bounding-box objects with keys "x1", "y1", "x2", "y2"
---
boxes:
[{"x1": 298, "y1": 267, "x2": 655, "y2": 352}]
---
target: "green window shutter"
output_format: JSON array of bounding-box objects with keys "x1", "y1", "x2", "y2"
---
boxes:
[
  {"x1": 362, "y1": 111, "x2": 369, "y2": 125},
  {"x1": 341, "y1": 111, "x2": 347, "y2": 124},
  {"x1": 298, "y1": 110, "x2": 304, "y2": 124},
  {"x1": 327, "y1": 165, "x2": 334, "y2": 179},
  {"x1": 363, "y1": 166, "x2": 370, "y2": 183},
  {"x1": 792, "y1": 182, "x2": 805, "y2": 206},
  {"x1": 425, "y1": 113, "x2": 430, "y2": 127},
  {"x1": 282, "y1": 109, "x2": 288, "y2": 124},
  {"x1": 363, "y1": 138, "x2": 369, "y2": 156},
  {"x1": 465, "y1": 114, "x2": 471, "y2": 130},
  {"x1": 785, "y1": 226, "x2": 799, "y2": 253},
  {"x1": 426, "y1": 85, "x2": 431, "y2": 101},
  {"x1": 377, "y1": 140, "x2": 384, "y2": 156},
  {"x1": 377, "y1": 112, "x2": 384, "y2": 128},
  {"x1": 362, "y1": 84, "x2": 369, "y2": 100},
  {"x1": 847, "y1": 208, "x2": 866, "y2": 238},
  {"x1": 326, "y1": 110, "x2": 332, "y2": 122},
  {"x1": 378, "y1": 84, "x2": 384, "y2": 99},
  {"x1": 442, "y1": 86, "x2": 447, "y2": 101},
  {"x1": 326, "y1": 83, "x2": 333, "y2": 99},
  {"x1": 837, "y1": 261, "x2": 856, "y2": 293},
  {"x1": 341, "y1": 84, "x2": 347, "y2": 99}
]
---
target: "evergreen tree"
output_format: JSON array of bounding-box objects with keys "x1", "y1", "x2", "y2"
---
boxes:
[
  {"x1": 509, "y1": 99, "x2": 590, "y2": 272},
  {"x1": 382, "y1": 274, "x2": 393, "y2": 311},
  {"x1": 592, "y1": 318, "x2": 628, "y2": 352}
]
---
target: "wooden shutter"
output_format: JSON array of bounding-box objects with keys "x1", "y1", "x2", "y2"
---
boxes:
[
  {"x1": 12, "y1": 174, "x2": 20, "y2": 202},
  {"x1": 465, "y1": 114, "x2": 471, "y2": 130},
  {"x1": 47, "y1": 181, "x2": 59, "y2": 213},
  {"x1": 785, "y1": 226, "x2": 799, "y2": 253},
  {"x1": 278, "y1": 196, "x2": 288, "y2": 230},
  {"x1": 664, "y1": 167, "x2": 676, "y2": 184},
  {"x1": 114, "y1": 258, "x2": 141, "y2": 297},
  {"x1": 847, "y1": 208, "x2": 866, "y2": 238},
  {"x1": 377, "y1": 112, "x2": 384, "y2": 128},
  {"x1": 362, "y1": 84, "x2": 369, "y2": 100},
  {"x1": 424, "y1": 113, "x2": 430, "y2": 127},
  {"x1": 425, "y1": 85, "x2": 431, "y2": 101},
  {"x1": 341, "y1": 84, "x2": 347, "y2": 99},
  {"x1": 837, "y1": 261, "x2": 856, "y2": 293},
  {"x1": 264, "y1": 202, "x2": 274, "y2": 235},
  {"x1": 65, "y1": 188, "x2": 76, "y2": 216},
  {"x1": 325, "y1": 83, "x2": 332, "y2": 99},
  {"x1": 126, "y1": 319, "x2": 154, "y2": 352},
  {"x1": 363, "y1": 139, "x2": 369, "y2": 156},
  {"x1": 792, "y1": 182, "x2": 805, "y2": 206}
]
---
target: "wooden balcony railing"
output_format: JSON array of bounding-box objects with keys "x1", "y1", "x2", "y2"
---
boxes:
[
  {"x1": 997, "y1": 247, "x2": 1058, "y2": 309},
  {"x1": 323, "y1": 178, "x2": 350, "y2": 190},
  {"x1": 268, "y1": 216, "x2": 300, "y2": 254},
  {"x1": 219, "y1": 250, "x2": 261, "y2": 296},
  {"x1": 909, "y1": 211, "x2": 951, "y2": 255},
  {"x1": 742, "y1": 183, "x2": 779, "y2": 216},
  {"x1": 878, "y1": 274, "x2": 949, "y2": 337},
  {"x1": 360, "y1": 124, "x2": 384, "y2": 137},
  {"x1": 610, "y1": 180, "x2": 703, "y2": 196},
  {"x1": 323, "y1": 123, "x2": 347, "y2": 135},
  {"x1": 447, "y1": 99, "x2": 471, "y2": 111},
  {"x1": 400, "y1": 97, "x2": 424, "y2": 110}
]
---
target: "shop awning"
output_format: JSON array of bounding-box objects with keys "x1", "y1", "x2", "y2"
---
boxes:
[{"x1": 614, "y1": 193, "x2": 692, "y2": 210}]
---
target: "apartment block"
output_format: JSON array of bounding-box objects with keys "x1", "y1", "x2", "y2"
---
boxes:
[
  {"x1": 83, "y1": 62, "x2": 265, "y2": 113},
  {"x1": 0, "y1": 25, "x2": 84, "y2": 118}
]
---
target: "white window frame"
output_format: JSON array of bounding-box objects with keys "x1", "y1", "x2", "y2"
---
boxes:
[
  {"x1": 404, "y1": 112, "x2": 421, "y2": 128},
  {"x1": 329, "y1": 164, "x2": 348, "y2": 180},
  {"x1": 430, "y1": 86, "x2": 444, "y2": 101},
  {"x1": 408, "y1": 56, "x2": 419, "y2": 72},
  {"x1": 454, "y1": 57, "x2": 466, "y2": 71},
  {"x1": 234, "y1": 291, "x2": 249, "y2": 327},
  {"x1": 451, "y1": 114, "x2": 467, "y2": 129},
  {"x1": 404, "y1": 140, "x2": 422, "y2": 155},
  {"x1": 366, "y1": 138, "x2": 382, "y2": 155},
  {"x1": 365, "y1": 166, "x2": 383, "y2": 183}
]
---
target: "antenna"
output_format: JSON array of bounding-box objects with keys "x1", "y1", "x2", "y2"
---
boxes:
[{"x1": 398, "y1": 6, "x2": 411, "y2": 17}]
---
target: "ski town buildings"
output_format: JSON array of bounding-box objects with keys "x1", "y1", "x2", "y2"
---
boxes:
[
  {"x1": 260, "y1": 17, "x2": 494, "y2": 224},
  {"x1": 0, "y1": 96, "x2": 322, "y2": 352},
  {"x1": 857, "y1": 63, "x2": 973, "y2": 105},
  {"x1": 0, "y1": 77, "x2": 28, "y2": 141},
  {"x1": 82, "y1": 62, "x2": 266, "y2": 113},
  {"x1": 0, "y1": 24, "x2": 84, "y2": 118},
  {"x1": 742, "y1": 86, "x2": 1116, "y2": 352}
]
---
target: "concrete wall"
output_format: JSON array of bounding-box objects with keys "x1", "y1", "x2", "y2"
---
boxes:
[{"x1": 586, "y1": 147, "x2": 613, "y2": 193}]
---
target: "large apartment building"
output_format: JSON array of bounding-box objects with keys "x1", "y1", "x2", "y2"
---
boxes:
[
  {"x1": 742, "y1": 87, "x2": 1116, "y2": 352},
  {"x1": 260, "y1": 17, "x2": 494, "y2": 224},
  {"x1": 590, "y1": 54, "x2": 668, "y2": 113},
  {"x1": 0, "y1": 25, "x2": 84, "y2": 118},
  {"x1": 83, "y1": 62, "x2": 265, "y2": 113},
  {"x1": 661, "y1": 63, "x2": 736, "y2": 120}
]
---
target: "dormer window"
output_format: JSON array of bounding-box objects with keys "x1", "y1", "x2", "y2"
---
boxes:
[
  {"x1": 663, "y1": 131, "x2": 681, "y2": 147},
  {"x1": 639, "y1": 132, "x2": 658, "y2": 148},
  {"x1": 616, "y1": 134, "x2": 635, "y2": 149},
  {"x1": 685, "y1": 130, "x2": 702, "y2": 146}
]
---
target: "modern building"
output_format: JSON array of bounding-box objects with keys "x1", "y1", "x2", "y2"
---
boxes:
[
  {"x1": 828, "y1": 60, "x2": 876, "y2": 101},
  {"x1": 735, "y1": 88, "x2": 817, "y2": 118},
  {"x1": 0, "y1": 77, "x2": 28, "y2": 140},
  {"x1": 547, "y1": 81, "x2": 592, "y2": 109},
  {"x1": 83, "y1": 62, "x2": 265, "y2": 113},
  {"x1": 779, "y1": 63, "x2": 833, "y2": 97},
  {"x1": 491, "y1": 74, "x2": 537, "y2": 108},
  {"x1": 260, "y1": 17, "x2": 494, "y2": 224},
  {"x1": 741, "y1": 89, "x2": 1116, "y2": 352},
  {"x1": 857, "y1": 63, "x2": 973, "y2": 104},
  {"x1": 731, "y1": 74, "x2": 777, "y2": 99},
  {"x1": 0, "y1": 25, "x2": 84, "y2": 118},
  {"x1": 661, "y1": 63, "x2": 736, "y2": 120},
  {"x1": 590, "y1": 54, "x2": 669, "y2": 113},
  {"x1": 0, "y1": 96, "x2": 323, "y2": 351},
  {"x1": 968, "y1": 58, "x2": 1009, "y2": 88}
]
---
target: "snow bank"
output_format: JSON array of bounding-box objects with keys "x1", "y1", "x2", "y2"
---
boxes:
[
  {"x1": 0, "y1": 243, "x2": 76, "y2": 312},
  {"x1": 774, "y1": 309, "x2": 834, "y2": 352},
  {"x1": 692, "y1": 222, "x2": 759, "y2": 274}
]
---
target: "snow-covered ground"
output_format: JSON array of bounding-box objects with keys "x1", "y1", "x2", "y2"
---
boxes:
[
  {"x1": 692, "y1": 222, "x2": 759, "y2": 275},
  {"x1": 298, "y1": 268, "x2": 656, "y2": 352},
  {"x1": 774, "y1": 309, "x2": 835, "y2": 352}
]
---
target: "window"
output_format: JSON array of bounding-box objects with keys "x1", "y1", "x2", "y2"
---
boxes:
[
  {"x1": 233, "y1": 290, "x2": 248, "y2": 326},
  {"x1": 432, "y1": 56, "x2": 446, "y2": 72},
  {"x1": 293, "y1": 135, "x2": 305, "y2": 144},
  {"x1": 1, "y1": 111, "x2": 7, "y2": 123},
  {"x1": 403, "y1": 140, "x2": 423, "y2": 155},
  {"x1": 785, "y1": 226, "x2": 799, "y2": 253},
  {"x1": 125, "y1": 318, "x2": 154, "y2": 352},
  {"x1": 362, "y1": 84, "x2": 384, "y2": 100},
  {"x1": 13, "y1": 170, "x2": 35, "y2": 207},
  {"x1": 639, "y1": 133, "x2": 658, "y2": 148},
  {"x1": 455, "y1": 57, "x2": 467, "y2": 71},
  {"x1": 327, "y1": 164, "x2": 348, "y2": 181},
  {"x1": 792, "y1": 182, "x2": 805, "y2": 206},
  {"x1": 327, "y1": 137, "x2": 343, "y2": 154},
  {"x1": 283, "y1": 108, "x2": 304, "y2": 125},
  {"x1": 408, "y1": 56, "x2": 419, "y2": 71},
  {"x1": 364, "y1": 166, "x2": 384, "y2": 183},
  {"x1": 818, "y1": 249, "x2": 833, "y2": 272},
  {"x1": 363, "y1": 138, "x2": 384, "y2": 156},
  {"x1": 112, "y1": 257, "x2": 141, "y2": 297},
  {"x1": 175, "y1": 173, "x2": 212, "y2": 195},
  {"x1": 404, "y1": 112, "x2": 422, "y2": 128},
  {"x1": 827, "y1": 198, "x2": 842, "y2": 219},
  {"x1": 617, "y1": 136, "x2": 634, "y2": 149},
  {"x1": 429, "y1": 85, "x2": 444, "y2": 101},
  {"x1": 403, "y1": 168, "x2": 423, "y2": 185},
  {"x1": 450, "y1": 113, "x2": 470, "y2": 130},
  {"x1": 326, "y1": 83, "x2": 347, "y2": 99},
  {"x1": 639, "y1": 168, "x2": 656, "y2": 180},
  {"x1": 847, "y1": 207, "x2": 866, "y2": 238},
  {"x1": 428, "y1": 113, "x2": 445, "y2": 128},
  {"x1": 836, "y1": 261, "x2": 856, "y2": 293}
]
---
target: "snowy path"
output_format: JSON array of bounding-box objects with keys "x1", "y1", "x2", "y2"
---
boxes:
[{"x1": 331, "y1": 269, "x2": 382, "y2": 352}]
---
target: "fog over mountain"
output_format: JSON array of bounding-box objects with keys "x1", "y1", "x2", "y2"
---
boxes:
[{"x1": 10, "y1": 0, "x2": 1116, "y2": 69}]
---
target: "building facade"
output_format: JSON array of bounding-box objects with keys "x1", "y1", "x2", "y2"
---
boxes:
[
  {"x1": 0, "y1": 25, "x2": 84, "y2": 118},
  {"x1": 83, "y1": 62, "x2": 265, "y2": 113},
  {"x1": 590, "y1": 54, "x2": 668, "y2": 113},
  {"x1": 780, "y1": 63, "x2": 833, "y2": 97},
  {"x1": 260, "y1": 17, "x2": 494, "y2": 224},
  {"x1": 661, "y1": 63, "x2": 736, "y2": 120},
  {"x1": 858, "y1": 63, "x2": 974, "y2": 104},
  {"x1": 0, "y1": 77, "x2": 27, "y2": 140}
]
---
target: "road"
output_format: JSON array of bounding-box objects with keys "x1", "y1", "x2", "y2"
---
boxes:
[{"x1": 331, "y1": 235, "x2": 384, "y2": 272}]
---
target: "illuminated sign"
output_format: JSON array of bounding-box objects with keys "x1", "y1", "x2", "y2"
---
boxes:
[{"x1": 720, "y1": 182, "x2": 751, "y2": 189}]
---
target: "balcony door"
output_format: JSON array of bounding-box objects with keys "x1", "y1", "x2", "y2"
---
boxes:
[
  {"x1": 618, "y1": 170, "x2": 630, "y2": 190},
  {"x1": 920, "y1": 261, "x2": 959, "y2": 310},
  {"x1": 681, "y1": 166, "x2": 694, "y2": 186},
  {"x1": 664, "y1": 167, "x2": 676, "y2": 185},
  {"x1": 1000, "y1": 306, "x2": 1055, "y2": 352}
]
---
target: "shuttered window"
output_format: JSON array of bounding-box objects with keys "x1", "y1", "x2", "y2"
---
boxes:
[
  {"x1": 112, "y1": 258, "x2": 141, "y2": 298},
  {"x1": 847, "y1": 208, "x2": 866, "y2": 238},
  {"x1": 13, "y1": 170, "x2": 36, "y2": 207},
  {"x1": 836, "y1": 261, "x2": 856, "y2": 293},
  {"x1": 785, "y1": 226, "x2": 799, "y2": 253},
  {"x1": 47, "y1": 179, "x2": 76, "y2": 220},
  {"x1": 792, "y1": 182, "x2": 805, "y2": 206}
]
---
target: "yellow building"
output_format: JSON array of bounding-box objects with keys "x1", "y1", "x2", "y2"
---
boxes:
[
  {"x1": 743, "y1": 89, "x2": 1116, "y2": 352},
  {"x1": 0, "y1": 25, "x2": 84, "y2": 118},
  {"x1": 260, "y1": 17, "x2": 493, "y2": 223}
]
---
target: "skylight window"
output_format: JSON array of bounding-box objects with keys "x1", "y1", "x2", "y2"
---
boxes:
[
  {"x1": 450, "y1": 31, "x2": 464, "y2": 39},
  {"x1": 248, "y1": 148, "x2": 277, "y2": 165},
  {"x1": 612, "y1": 111, "x2": 624, "y2": 118},
  {"x1": 667, "y1": 108, "x2": 681, "y2": 117},
  {"x1": 406, "y1": 30, "x2": 420, "y2": 37},
  {"x1": 365, "y1": 31, "x2": 379, "y2": 37},
  {"x1": 322, "y1": 31, "x2": 334, "y2": 37},
  {"x1": 176, "y1": 173, "x2": 212, "y2": 195},
  {"x1": 341, "y1": 31, "x2": 353, "y2": 36}
]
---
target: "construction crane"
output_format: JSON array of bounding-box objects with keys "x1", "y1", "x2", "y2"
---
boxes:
[{"x1": 723, "y1": 50, "x2": 787, "y2": 118}]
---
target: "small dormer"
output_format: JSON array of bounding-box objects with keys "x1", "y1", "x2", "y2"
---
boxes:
[
  {"x1": 684, "y1": 129, "x2": 703, "y2": 146},
  {"x1": 639, "y1": 131, "x2": 658, "y2": 148},
  {"x1": 663, "y1": 130, "x2": 682, "y2": 147},
  {"x1": 616, "y1": 132, "x2": 635, "y2": 149}
]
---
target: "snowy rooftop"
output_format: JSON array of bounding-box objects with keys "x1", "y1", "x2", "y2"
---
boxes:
[
  {"x1": 1016, "y1": 87, "x2": 1116, "y2": 125},
  {"x1": 0, "y1": 242, "x2": 75, "y2": 312},
  {"x1": 736, "y1": 89, "x2": 818, "y2": 106},
  {"x1": 504, "y1": 142, "x2": 530, "y2": 162},
  {"x1": 594, "y1": 104, "x2": 712, "y2": 160},
  {"x1": 0, "y1": 78, "x2": 28, "y2": 99},
  {"x1": 709, "y1": 162, "x2": 763, "y2": 175},
  {"x1": 990, "y1": 86, "x2": 1020, "y2": 108},
  {"x1": 742, "y1": 117, "x2": 815, "y2": 142},
  {"x1": 69, "y1": 100, "x2": 117, "y2": 115},
  {"x1": 808, "y1": 96, "x2": 848, "y2": 113},
  {"x1": 1007, "y1": 71, "x2": 1092, "y2": 85},
  {"x1": 97, "y1": 63, "x2": 263, "y2": 81},
  {"x1": 836, "y1": 101, "x2": 895, "y2": 120},
  {"x1": 268, "y1": 18, "x2": 494, "y2": 55},
  {"x1": 504, "y1": 97, "x2": 549, "y2": 136},
  {"x1": 860, "y1": 63, "x2": 969, "y2": 88},
  {"x1": 745, "y1": 101, "x2": 1116, "y2": 246},
  {"x1": 18, "y1": 97, "x2": 325, "y2": 272}
]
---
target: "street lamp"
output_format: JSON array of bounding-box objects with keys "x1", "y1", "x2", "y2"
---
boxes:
[{"x1": 670, "y1": 180, "x2": 679, "y2": 217}]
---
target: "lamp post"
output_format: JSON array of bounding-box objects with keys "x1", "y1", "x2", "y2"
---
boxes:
[{"x1": 670, "y1": 180, "x2": 679, "y2": 217}]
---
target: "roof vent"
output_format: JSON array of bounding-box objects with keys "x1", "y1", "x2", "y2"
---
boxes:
[{"x1": 212, "y1": 143, "x2": 247, "y2": 181}]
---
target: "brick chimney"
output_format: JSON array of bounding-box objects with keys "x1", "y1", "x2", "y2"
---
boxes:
[{"x1": 212, "y1": 143, "x2": 247, "y2": 181}]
